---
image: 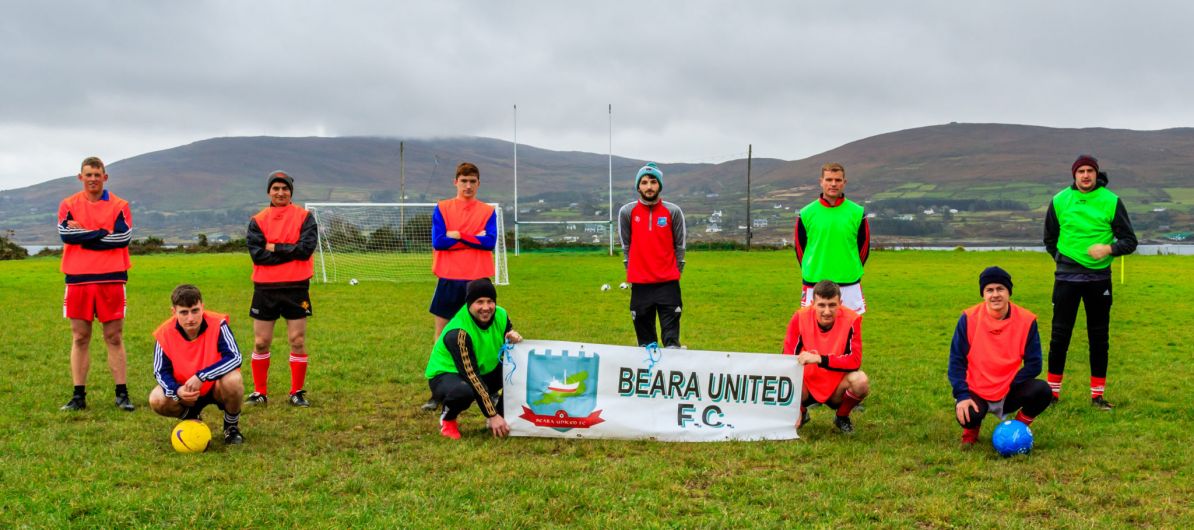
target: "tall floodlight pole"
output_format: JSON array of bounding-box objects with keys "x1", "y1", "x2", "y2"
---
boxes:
[
  {"x1": 608, "y1": 104, "x2": 614, "y2": 256},
  {"x1": 513, "y1": 104, "x2": 519, "y2": 256},
  {"x1": 746, "y1": 144, "x2": 753, "y2": 250}
]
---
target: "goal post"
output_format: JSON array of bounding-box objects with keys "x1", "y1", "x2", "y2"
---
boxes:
[{"x1": 305, "y1": 202, "x2": 509, "y2": 285}]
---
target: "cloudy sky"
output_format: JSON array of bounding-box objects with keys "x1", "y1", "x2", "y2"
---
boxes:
[{"x1": 2, "y1": 1, "x2": 1192, "y2": 190}]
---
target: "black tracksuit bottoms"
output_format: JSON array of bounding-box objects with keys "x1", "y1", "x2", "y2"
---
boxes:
[
  {"x1": 1048, "y1": 279, "x2": 1113, "y2": 378},
  {"x1": 630, "y1": 280, "x2": 682, "y2": 348},
  {"x1": 429, "y1": 368, "x2": 503, "y2": 421},
  {"x1": 956, "y1": 379, "x2": 1052, "y2": 429}
]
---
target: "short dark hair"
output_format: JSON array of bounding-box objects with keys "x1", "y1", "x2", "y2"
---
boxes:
[
  {"x1": 81, "y1": 156, "x2": 105, "y2": 172},
  {"x1": 171, "y1": 284, "x2": 203, "y2": 308},
  {"x1": 820, "y1": 162, "x2": 845, "y2": 177},
  {"x1": 812, "y1": 280, "x2": 841, "y2": 301},
  {"x1": 455, "y1": 162, "x2": 480, "y2": 179}
]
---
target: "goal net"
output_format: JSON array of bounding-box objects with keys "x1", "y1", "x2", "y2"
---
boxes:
[{"x1": 305, "y1": 202, "x2": 508, "y2": 285}]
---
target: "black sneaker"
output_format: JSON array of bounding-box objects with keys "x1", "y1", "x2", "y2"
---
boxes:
[
  {"x1": 288, "y1": 390, "x2": 310, "y2": 407},
  {"x1": 799, "y1": 409, "x2": 810, "y2": 428},
  {"x1": 834, "y1": 415, "x2": 855, "y2": 434},
  {"x1": 60, "y1": 395, "x2": 87, "y2": 411},
  {"x1": 1091, "y1": 396, "x2": 1114, "y2": 410},
  {"x1": 1050, "y1": 396, "x2": 1059, "y2": 406},
  {"x1": 245, "y1": 392, "x2": 268, "y2": 406},
  {"x1": 421, "y1": 397, "x2": 441, "y2": 412},
  {"x1": 114, "y1": 394, "x2": 135, "y2": 412},
  {"x1": 224, "y1": 425, "x2": 245, "y2": 445}
]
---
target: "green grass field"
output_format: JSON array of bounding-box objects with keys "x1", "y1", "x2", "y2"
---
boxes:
[{"x1": 1, "y1": 251, "x2": 1191, "y2": 527}]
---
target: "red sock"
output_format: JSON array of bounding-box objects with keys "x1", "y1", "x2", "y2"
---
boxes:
[
  {"x1": 289, "y1": 352, "x2": 308, "y2": 395},
  {"x1": 251, "y1": 351, "x2": 270, "y2": 395},
  {"x1": 837, "y1": 390, "x2": 863, "y2": 417},
  {"x1": 961, "y1": 427, "x2": 980, "y2": 444},
  {"x1": 1047, "y1": 372, "x2": 1063, "y2": 399},
  {"x1": 1090, "y1": 376, "x2": 1106, "y2": 399},
  {"x1": 1014, "y1": 411, "x2": 1035, "y2": 426}
]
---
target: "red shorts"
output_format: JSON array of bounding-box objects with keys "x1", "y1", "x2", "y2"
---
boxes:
[{"x1": 63, "y1": 283, "x2": 127, "y2": 322}]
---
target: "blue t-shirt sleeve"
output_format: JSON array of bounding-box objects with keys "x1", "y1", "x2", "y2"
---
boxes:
[
  {"x1": 431, "y1": 206, "x2": 458, "y2": 250},
  {"x1": 948, "y1": 314, "x2": 971, "y2": 401}
]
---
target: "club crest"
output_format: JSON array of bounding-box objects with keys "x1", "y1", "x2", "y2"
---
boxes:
[{"x1": 520, "y1": 349, "x2": 604, "y2": 432}]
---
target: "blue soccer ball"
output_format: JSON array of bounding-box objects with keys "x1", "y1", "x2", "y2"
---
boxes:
[{"x1": 992, "y1": 419, "x2": 1034, "y2": 456}]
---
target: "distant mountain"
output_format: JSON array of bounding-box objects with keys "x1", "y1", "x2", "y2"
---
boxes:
[{"x1": 3, "y1": 124, "x2": 1192, "y2": 245}]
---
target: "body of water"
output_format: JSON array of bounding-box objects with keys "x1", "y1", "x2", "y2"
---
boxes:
[
  {"x1": 18, "y1": 243, "x2": 1194, "y2": 256},
  {"x1": 888, "y1": 244, "x2": 1194, "y2": 256}
]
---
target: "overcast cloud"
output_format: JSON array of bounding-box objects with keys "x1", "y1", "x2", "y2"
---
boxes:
[{"x1": 2, "y1": 1, "x2": 1192, "y2": 190}]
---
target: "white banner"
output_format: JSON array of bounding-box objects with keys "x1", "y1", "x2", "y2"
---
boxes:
[{"x1": 504, "y1": 340, "x2": 803, "y2": 442}]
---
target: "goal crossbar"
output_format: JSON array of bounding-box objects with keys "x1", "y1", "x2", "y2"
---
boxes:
[{"x1": 305, "y1": 202, "x2": 509, "y2": 286}]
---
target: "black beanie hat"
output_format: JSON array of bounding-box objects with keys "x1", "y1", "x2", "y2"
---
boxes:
[
  {"x1": 978, "y1": 266, "x2": 1013, "y2": 296},
  {"x1": 465, "y1": 278, "x2": 497, "y2": 305},
  {"x1": 267, "y1": 170, "x2": 294, "y2": 193}
]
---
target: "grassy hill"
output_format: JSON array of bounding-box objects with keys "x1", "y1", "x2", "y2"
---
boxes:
[{"x1": 3, "y1": 124, "x2": 1193, "y2": 245}]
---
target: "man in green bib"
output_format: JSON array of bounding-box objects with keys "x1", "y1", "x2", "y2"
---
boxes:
[
  {"x1": 424, "y1": 278, "x2": 523, "y2": 439},
  {"x1": 794, "y1": 163, "x2": 871, "y2": 313},
  {"x1": 1043, "y1": 155, "x2": 1136, "y2": 410}
]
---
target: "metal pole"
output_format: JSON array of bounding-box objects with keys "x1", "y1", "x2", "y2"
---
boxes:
[
  {"x1": 608, "y1": 103, "x2": 614, "y2": 256},
  {"x1": 513, "y1": 104, "x2": 519, "y2": 256},
  {"x1": 746, "y1": 144, "x2": 753, "y2": 250},
  {"x1": 399, "y1": 141, "x2": 405, "y2": 237}
]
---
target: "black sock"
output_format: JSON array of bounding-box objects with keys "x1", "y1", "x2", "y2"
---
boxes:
[
  {"x1": 224, "y1": 412, "x2": 240, "y2": 430},
  {"x1": 73, "y1": 385, "x2": 86, "y2": 398},
  {"x1": 115, "y1": 384, "x2": 128, "y2": 397}
]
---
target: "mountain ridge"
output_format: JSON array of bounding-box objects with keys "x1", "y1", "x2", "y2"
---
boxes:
[{"x1": 3, "y1": 123, "x2": 1192, "y2": 244}]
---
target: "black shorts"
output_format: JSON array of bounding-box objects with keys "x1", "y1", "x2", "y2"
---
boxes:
[
  {"x1": 629, "y1": 280, "x2": 682, "y2": 310},
  {"x1": 429, "y1": 278, "x2": 470, "y2": 319},
  {"x1": 190, "y1": 391, "x2": 225, "y2": 413},
  {"x1": 250, "y1": 286, "x2": 312, "y2": 321}
]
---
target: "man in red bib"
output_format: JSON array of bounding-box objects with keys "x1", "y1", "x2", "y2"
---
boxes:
[
  {"x1": 948, "y1": 267, "x2": 1051, "y2": 450},
  {"x1": 782, "y1": 280, "x2": 870, "y2": 434},
  {"x1": 421, "y1": 162, "x2": 498, "y2": 412},
  {"x1": 148, "y1": 285, "x2": 245, "y2": 445},
  {"x1": 618, "y1": 163, "x2": 686, "y2": 348},
  {"x1": 57, "y1": 156, "x2": 135, "y2": 412},
  {"x1": 245, "y1": 171, "x2": 318, "y2": 408}
]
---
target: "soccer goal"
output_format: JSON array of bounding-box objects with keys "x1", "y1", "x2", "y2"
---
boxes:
[{"x1": 305, "y1": 202, "x2": 508, "y2": 285}]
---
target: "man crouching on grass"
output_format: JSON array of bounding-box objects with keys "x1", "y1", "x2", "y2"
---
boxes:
[
  {"x1": 148, "y1": 284, "x2": 245, "y2": 445},
  {"x1": 949, "y1": 267, "x2": 1051, "y2": 450},
  {"x1": 424, "y1": 278, "x2": 523, "y2": 440},
  {"x1": 782, "y1": 280, "x2": 869, "y2": 434}
]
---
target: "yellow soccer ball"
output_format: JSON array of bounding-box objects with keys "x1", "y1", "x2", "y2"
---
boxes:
[{"x1": 171, "y1": 419, "x2": 212, "y2": 453}]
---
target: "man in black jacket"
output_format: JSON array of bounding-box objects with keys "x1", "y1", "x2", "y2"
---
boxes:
[{"x1": 1042, "y1": 155, "x2": 1136, "y2": 409}]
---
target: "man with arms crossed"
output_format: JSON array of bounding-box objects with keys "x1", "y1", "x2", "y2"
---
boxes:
[
  {"x1": 149, "y1": 284, "x2": 245, "y2": 445},
  {"x1": 782, "y1": 280, "x2": 870, "y2": 434},
  {"x1": 618, "y1": 163, "x2": 686, "y2": 348},
  {"x1": 245, "y1": 170, "x2": 318, "y2": 407},
  {"x1": 57, "y1": 156, "x2": 135, "y2": 411},
  {"x1": 1043, "y1": 155, "x2": 1137, "y2": 409},
  {"x1": 422, "y1": 162, "x2": 499, "y2": 412},
  {"x1": 949, "y1": 267, "x2": 1051, "y2": 449},
  {"x1": 795, "y1": 163, "x2": 871, "y2": 313},
  {"x1": 425, "y1": 279, "x2": 522, "y2": 440}
]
